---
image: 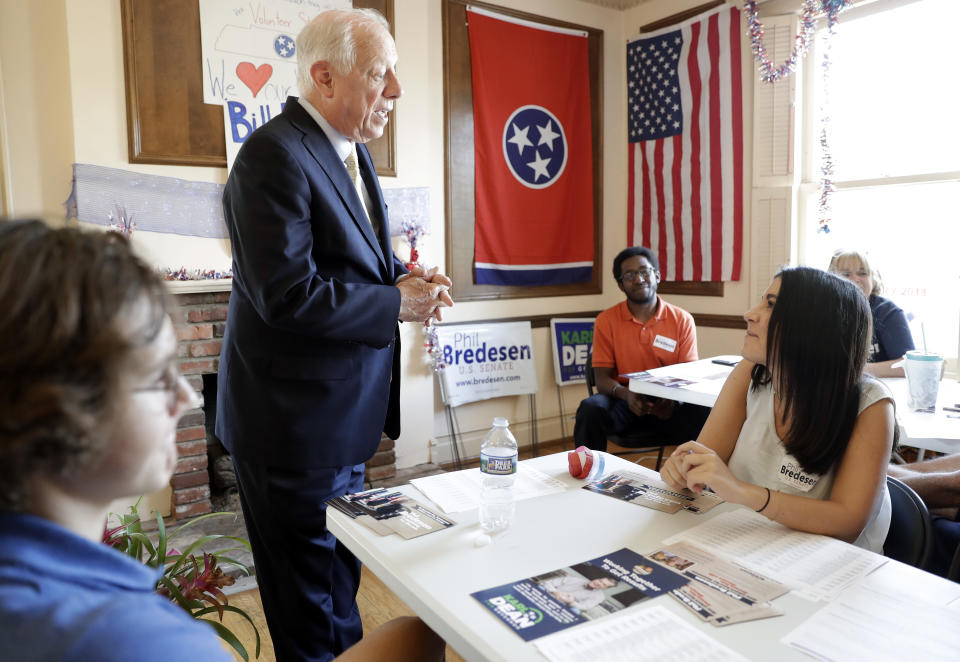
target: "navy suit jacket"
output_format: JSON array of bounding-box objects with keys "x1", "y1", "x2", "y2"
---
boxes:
[{"x1": 216, "y1": 97, "x2": 406, "y2": 469}]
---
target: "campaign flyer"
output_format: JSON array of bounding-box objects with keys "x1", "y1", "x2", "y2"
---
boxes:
[
  {"x1": 583, "y1": 471, "x2": 724, "y2": 514},
  {"x1": 471, "y1": 547, "x2": 689, "y2": 641},
  {"x1": 619, "y1": 370, "x2": 695, "y2": 388},
  {"x1": 327, "y1": 490, "x2": 456, "y2": 539},
  {"x1": 647, "y1": 541, "x2": 787, "y2": 626}
]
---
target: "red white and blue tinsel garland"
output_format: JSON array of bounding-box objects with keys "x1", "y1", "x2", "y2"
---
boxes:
[
  {"x1": 163, "y1": 267, "x2": 233, "y2": 281},
  {"x1": 104, "y1": 205, "x2": 233, "y2": 280},
  {"x1": 396, "y1": 216, "x2": 446, "y2": 374},
  {"x1": 107, "y1": 204, "x2": 136, "y2": 236},
  {"x1": 400, "y1": 218, "x2": 425, "y2": 270},
  {"x1": 745, "y1": 0, "x2": 853, "y2": 233},
  {"x1": 816, "y1": 5, "x2": 847, "y2": 234},
  {"x1": 744, "y1": 0, "x2": 820, "y2": 83}
]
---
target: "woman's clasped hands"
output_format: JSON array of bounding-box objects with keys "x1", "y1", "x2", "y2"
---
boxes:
[{"x1": 660, "y1": 441, "x2": 745, "y2": 503}]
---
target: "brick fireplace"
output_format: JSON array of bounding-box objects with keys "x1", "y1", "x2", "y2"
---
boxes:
[{"x1": 169, "y1": 289, "x2": 397, "y2": 520}]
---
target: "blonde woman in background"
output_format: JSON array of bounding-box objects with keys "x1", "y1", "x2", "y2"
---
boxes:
[{"x1": 828, "y1": 249, "x2": 915, "y2": 378}]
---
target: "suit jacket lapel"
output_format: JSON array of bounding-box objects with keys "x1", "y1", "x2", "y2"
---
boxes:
[{"x1": 285, "y1": 102, "x2": 388, "y2": 272}]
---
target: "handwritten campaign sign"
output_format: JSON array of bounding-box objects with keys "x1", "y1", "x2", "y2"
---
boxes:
[
  {"x1": 436, "y1": 322, "x2": 537, "y2": 407},
  {"x1": 223, "y1": 96, "x2": 286, "y2": 170},
  {"x1": 549, "y1": 319, "x2": 594, "y2": 385},
  {"x1": 198, "y1": 0, "x2": 349, "y2": 105}
]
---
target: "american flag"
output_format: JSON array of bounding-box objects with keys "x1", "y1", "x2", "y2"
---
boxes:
[{"x1": 627, "y1": 4, "x2": 743, "y2": 281}]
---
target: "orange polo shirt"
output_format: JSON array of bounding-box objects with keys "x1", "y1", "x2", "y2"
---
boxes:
[{"x1": 592, "y1": 297, "x2": 698, "y2": 384}]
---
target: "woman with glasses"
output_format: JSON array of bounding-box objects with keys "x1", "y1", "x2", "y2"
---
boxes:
[
  {"x1": 828, "y1": 249, "x2": 914, "y2": 378},
  {"x1": 0, "y1": 221, "x2": 443, "y2": 662},
  {"x1": 660, "y1": 267, "x2": 895, "y2": 552}
]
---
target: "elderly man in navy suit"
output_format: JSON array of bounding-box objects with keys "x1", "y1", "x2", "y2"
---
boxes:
[{"x1": 216, "y1": 8, "x2": 452, "y2": 661}]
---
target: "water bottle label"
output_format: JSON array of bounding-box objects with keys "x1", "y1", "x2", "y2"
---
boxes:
[{"x1": 481, "y1": 453, "x2": 517, "y2": 476}]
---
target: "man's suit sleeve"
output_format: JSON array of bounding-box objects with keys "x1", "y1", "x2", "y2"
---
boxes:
[
  {"x1": 392, "y1": 254, "x2": 409, "y2": 280},
  {"x1": 224, "y1": 131, "x2": 400, "y2": 348}
]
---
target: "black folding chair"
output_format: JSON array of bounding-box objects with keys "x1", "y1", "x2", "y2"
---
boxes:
[
  {"x1": 883, "y1": 475, "x2": 933, "y2": 569},
  {"x1": 948, "y1": 543, "x2": 960, "y2": 582}
]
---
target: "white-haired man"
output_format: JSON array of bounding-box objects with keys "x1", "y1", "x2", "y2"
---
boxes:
[{"x1": 218, "y1": 9, "x2": 451, "y2": 661}]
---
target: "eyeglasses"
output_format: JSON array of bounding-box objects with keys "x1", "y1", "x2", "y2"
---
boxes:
[
  {"x1": 618, "y1": 267, "x2": 657, "y2": 282},
  {"x1": 134, "y1": 366, "x2": 199, "y2": 410}
]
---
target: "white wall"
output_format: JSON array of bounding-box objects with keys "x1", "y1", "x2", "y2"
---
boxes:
[
  {"x1": 0, "y1": 0, "x2": 75, "y2": 219},
  {"x1": 0, "y1": 0, "x2": 755, "y2": 473}
]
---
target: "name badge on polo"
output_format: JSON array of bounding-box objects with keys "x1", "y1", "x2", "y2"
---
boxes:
[
  {"x1": 778, "y1": 461, "x2": 819, "y2": 492},
  {"x1": 653, "y1": 335, "x2": 677, "y2": 352}
]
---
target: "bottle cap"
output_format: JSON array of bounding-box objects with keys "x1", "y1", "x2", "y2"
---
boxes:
[{"x1": 493, "y1": 417, "x2": 509, "y2": 427}]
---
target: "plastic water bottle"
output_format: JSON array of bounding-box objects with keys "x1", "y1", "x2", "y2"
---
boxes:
[{"x1": 479, "y1": 417, "x2": 518, "y2": 532}]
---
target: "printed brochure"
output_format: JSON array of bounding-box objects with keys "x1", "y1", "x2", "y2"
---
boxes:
[
  {"x1": 647, "y1": 541, "x2": 788, "y2": 626},
  {"x1": 471, "y1": 547, "x2": 689, "y2": 641},
  {"x1": 327, "y1": 490, "x2": 456, "y2": 539},
  {"x1": 583, "y1": 471, "x2": 723, "y2": 514}
]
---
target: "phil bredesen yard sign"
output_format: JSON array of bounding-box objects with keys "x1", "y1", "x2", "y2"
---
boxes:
[{"x1": 436, "y1": 322, "x2": 538, "y2": 407}]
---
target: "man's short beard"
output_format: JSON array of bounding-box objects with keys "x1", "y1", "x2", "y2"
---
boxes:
[{"x1": 626, "y1": 289, "x2": 656, "y2": 306}]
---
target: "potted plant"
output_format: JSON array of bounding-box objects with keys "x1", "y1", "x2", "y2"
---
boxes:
[{"x1": 103, "y1": 499, "x2": 261, "y2": 660}]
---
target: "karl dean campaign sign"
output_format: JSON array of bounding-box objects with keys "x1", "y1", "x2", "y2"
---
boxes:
[{"x1": 549, "y1": 318, "x2": 595, "y2": 385}]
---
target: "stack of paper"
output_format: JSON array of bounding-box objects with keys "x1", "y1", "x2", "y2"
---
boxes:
[{"x1": 664, "y1": 510, "x2": 886, "y2": 601}]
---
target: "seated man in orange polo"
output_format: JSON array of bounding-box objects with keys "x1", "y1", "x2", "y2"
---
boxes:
[{"x1": 574, "y1": 246, "x2": 710, "y2": 453}]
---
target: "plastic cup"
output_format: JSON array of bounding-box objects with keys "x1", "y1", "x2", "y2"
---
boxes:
[{"x1": 903, "y1": 350, "x2": 943, "y2": 413}]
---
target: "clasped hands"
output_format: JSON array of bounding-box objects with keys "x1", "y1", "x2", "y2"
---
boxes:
[
  {"x1": 397, "y1": 265, "x2": 454, "y2": 325},
  {"x1": 625, "y1": 392, "x2": 675, "y2": 420},
  {"x1": 659, "y1": 441, "x2": 744, "y2": 503}
]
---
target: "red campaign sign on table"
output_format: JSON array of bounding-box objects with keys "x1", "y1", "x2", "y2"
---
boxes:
[{"x1": 467, "y1": 8, "x2": 594, "y2": 287}]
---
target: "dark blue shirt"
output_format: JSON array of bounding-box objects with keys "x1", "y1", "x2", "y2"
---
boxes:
[
  {"x1": 869, "y1": 295, "x2": 915, "y2": 363},
  {"x1": 0, "y1": 512, "x2": 231, "y2": 662}
]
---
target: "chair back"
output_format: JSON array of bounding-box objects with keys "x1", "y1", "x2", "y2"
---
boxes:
[
  {"x1": 949, "y1": 544, "x2": 960, "y2": 582},
  {"x1": 585, "y1": 352, "x2": 597, "y2": 396},
  {"x1": 579, "y1": 351, "x2": 698, "y2": 470},
  {"x1": 883, "y1": 475, "x2": 933, "y2": 569}
]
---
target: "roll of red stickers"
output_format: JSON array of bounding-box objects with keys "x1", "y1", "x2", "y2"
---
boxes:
[{"x1": 568, "y1": 446, "x2": 595, "y2": 479}]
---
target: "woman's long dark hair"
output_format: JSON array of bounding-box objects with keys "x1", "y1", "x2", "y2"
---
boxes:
[{"x1": 751, "y1": 266, "x2": 871, "y2": 475}]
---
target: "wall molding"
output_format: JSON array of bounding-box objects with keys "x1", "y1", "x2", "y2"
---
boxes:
[
  {"x1": 0, "y1": 55, "x2": 11, "y2": 216},
  {"x1": 437, "y1": 311, "x2": 746, "y2": 330},
  {"x1": 691, "y1": 313, "x2": 746, "y2": 329}
]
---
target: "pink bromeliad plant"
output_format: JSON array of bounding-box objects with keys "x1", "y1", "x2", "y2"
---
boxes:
[{"x1": 103, "y1": 499, "x2": 261, "y2": 660}]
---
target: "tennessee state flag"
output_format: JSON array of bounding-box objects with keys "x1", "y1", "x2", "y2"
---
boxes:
[{"x1": 467, "y1": 7, "x2": 594, "y2": 286}]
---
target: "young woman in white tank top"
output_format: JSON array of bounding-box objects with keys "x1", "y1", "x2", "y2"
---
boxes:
[{"x1": 660, "y1": 266, "x2": 895, "y2": 552}]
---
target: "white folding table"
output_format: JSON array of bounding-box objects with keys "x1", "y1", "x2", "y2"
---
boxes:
[
  {"x1": 881, "y1": 377, "x2": 960, "y2": 458},
  {"x1": 626, "y1": 356, "x2": 737, "y2": 407},
  {"x1": 328, "y1": 451, "x2": 958, "y2": 662}
]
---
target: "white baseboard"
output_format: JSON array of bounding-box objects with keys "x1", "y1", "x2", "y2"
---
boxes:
[{"x1": 430, "y1": 413, "x2": 575, "y2": 465}]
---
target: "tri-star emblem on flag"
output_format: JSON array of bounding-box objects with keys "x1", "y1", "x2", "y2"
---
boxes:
[{"x1": 503, "y1": 105, "x2": 568, "y2": 189}]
